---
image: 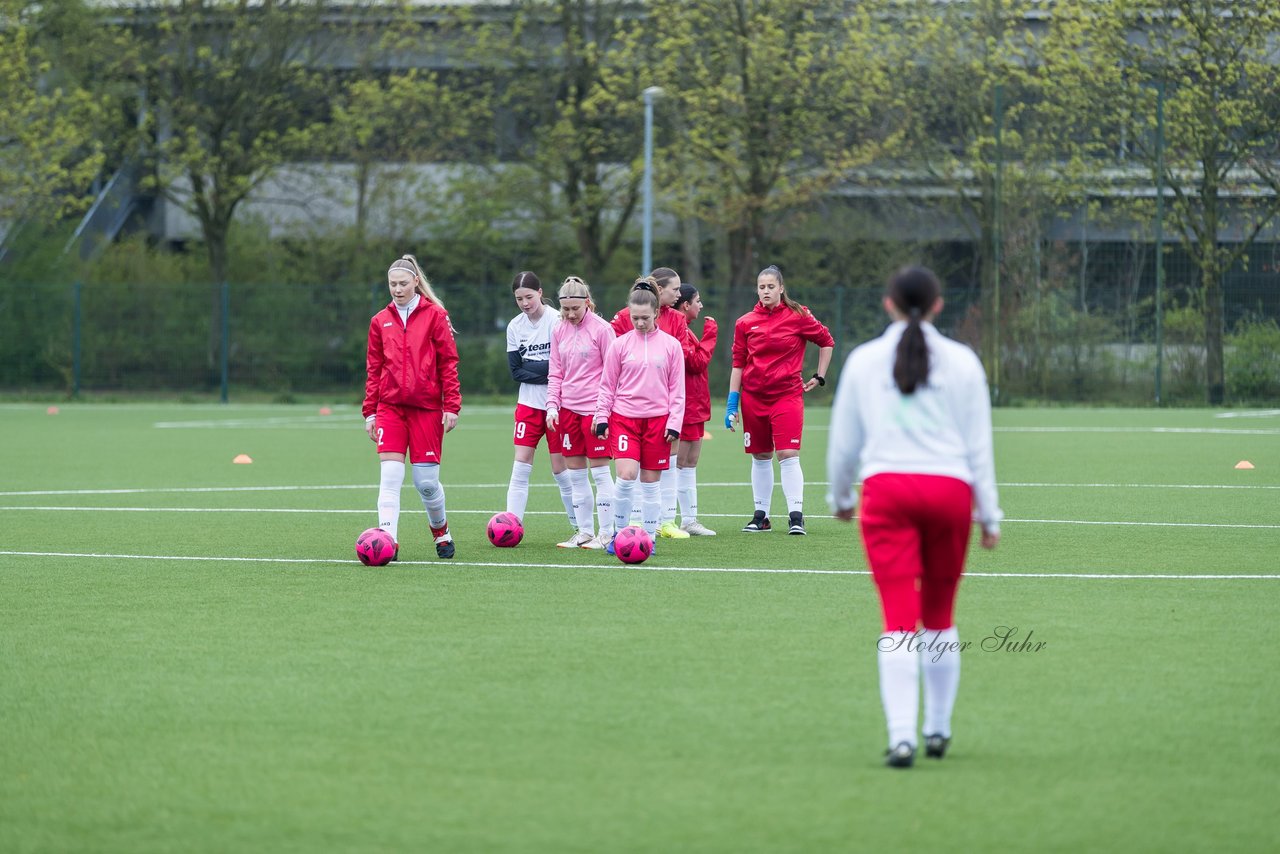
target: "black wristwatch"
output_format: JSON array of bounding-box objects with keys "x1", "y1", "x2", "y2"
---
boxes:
[{"x1": 812, "y1": 373, "x2": 826, "y2": 387}]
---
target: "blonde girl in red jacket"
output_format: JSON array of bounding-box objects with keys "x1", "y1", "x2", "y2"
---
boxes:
[
  {"x1": 363, "y1": 254, "x2": 462, "y2": 559},
  {"x1": 672, "y1": 283, "x2": 718, "y2": 536},
  {"x1": 725, "y1": 265, "x2": 834, "y2": 536}
]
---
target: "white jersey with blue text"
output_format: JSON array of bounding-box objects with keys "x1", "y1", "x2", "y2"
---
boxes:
[{"x1": 506, "y1": 310, "x2": 559, "y2": 410}]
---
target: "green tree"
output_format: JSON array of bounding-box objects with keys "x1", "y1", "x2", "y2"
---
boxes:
[
  {"x1": 0, "y1": 0, "x2": 106, "y2": 225},
  {"x1": 323, "y1": 10, "x2": 487, "y2": 246},
  {"x1": 641, "y1": 0, "x2": 896, "y2": 317},
  {"x1": 464, "y1": 0, "x2": 652, "y2": 283},
  {"x1": 889, "y1": 0, "x2": 1127, "y2": 391},
  {"x1": 120, "y1": 0, "x2": 335, "y2": 367},
  {"x1": 326, "y1": 72, "x2": 480, "y2": 243},
  {"x1": 1113, "y1": 0, "x2": 1280, "y2": 404}
]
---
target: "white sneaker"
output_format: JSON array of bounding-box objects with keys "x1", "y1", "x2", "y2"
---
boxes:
[
  {"x1": 581, "y1": 533, "x2": 610, "y2": 550},
  {"x1": 557, "y1": 532, "x2": 595, "y2": 549},
  {"x1": 681, "y1": 520, "x2": 717, "y2": 537}
]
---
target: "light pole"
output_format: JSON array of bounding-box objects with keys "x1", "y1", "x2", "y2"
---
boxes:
[{"x1": 642, "y1": 86, "x2": 663, "y2": 277}]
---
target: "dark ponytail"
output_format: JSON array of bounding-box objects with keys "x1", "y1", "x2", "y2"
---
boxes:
[
  {"x1": 673, "y1": 283, "x2": 698, "y2": 310},
  {"x1": 888, "y1": 266, "x2": 942, "y2": 395}
]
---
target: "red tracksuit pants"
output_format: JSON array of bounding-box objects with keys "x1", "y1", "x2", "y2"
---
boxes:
[{"x1": 858, "y1": 473, "x2": 974, "y2": 633}]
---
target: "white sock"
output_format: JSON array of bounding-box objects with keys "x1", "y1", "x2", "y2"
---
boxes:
[
  {"x1": 613, "y1": 477, "x2": 636, "y2": 534},
  {"x1": 659, "y1": 466, "x2": 677, "y2": 526},
  {"x1": 378, "y1": 460, "x2": 405, "y2": 541},
  {"x1": 553, "y1": 468, "x2": 576, "y2": 528},
  {"x1": 677, "y1": 466, "x2": 698, "y2": 523},
  {"x1": 411, "y1": 463, "x2": 447, "y2": 529},
  {"x1": 569, "y1": 468, "x2": 595, "y2": 535},
  {"x1": 591, "y1": 465, "x2": 614, "y2": 536},
  {"x1": 921, "y1": 627, "x2": 961, "y2": 738},
  {"x1": 779, "y1": 456, "x2": 804, "y2": 514},
  {"x1": 507, "y1": 461, "x2": 532, "y2": 520},
  {"x1": 641, "y1": 480, "x2": 662, "y2": 538},
  {"x1": 878, "y1": 631, "x2": 920, "y2": 748},
  {"x1": 751, "y1": 458, "x2": 774, "y2": 516}
]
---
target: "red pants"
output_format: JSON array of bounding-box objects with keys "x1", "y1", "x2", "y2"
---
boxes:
[{"x1": 859, "y1": 473, "x2": 973, "y2": 633}]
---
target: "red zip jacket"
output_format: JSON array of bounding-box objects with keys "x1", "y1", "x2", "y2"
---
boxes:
[
  {"x1": 683, "y1": 317, "x2": 717, "y2": 424},
  {"x1": 363, "y1": 299, "x2": 462, "y2": 418},
  {"x1": 611, "y1": 305, "x2": 712, "y2": 373},
  {"x1": 732, "y1": 302, "x2": 834, "y2": 403}
]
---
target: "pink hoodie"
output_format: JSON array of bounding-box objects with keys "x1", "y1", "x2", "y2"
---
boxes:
[
  {"x1": 594, "y1": 328, "x2": 686, "y2": 435},
  {"x1": 547, "y1": 310, "x2": 614, "y2": 415}
]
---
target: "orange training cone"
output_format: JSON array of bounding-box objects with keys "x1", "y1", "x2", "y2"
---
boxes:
[
  {"x1": 233, "y1": 454, "x2": 254, "y2": 464},
  {"x1": 1235, "y1": 460, "x2": 1255, "y2": 470}
]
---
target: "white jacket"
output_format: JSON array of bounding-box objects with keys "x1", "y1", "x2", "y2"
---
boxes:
[{"x1": 826, "y1": 321, "x2": 1002, "y2": 533}]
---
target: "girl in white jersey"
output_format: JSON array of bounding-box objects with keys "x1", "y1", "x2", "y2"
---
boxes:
[
  {"x1": 505, "y1": 271, "x2": 576, "y2": 533},
  {"x1": 545, "y1": 276, "x2": 616, "y2": 549},
  {"x1": 826, "y1": 265, "x2": 1002, "y2": 769}
]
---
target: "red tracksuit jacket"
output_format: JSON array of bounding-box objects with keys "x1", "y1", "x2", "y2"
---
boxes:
[
  {"x1": 683, "y1": 317, "x2": 717, "y2": 424},
  {"x1": 363, "y1": 299, "x2": 462, "y2": 418},
  {"x1": 732, "y1": 302, "x2": 834, "y2": 403}
]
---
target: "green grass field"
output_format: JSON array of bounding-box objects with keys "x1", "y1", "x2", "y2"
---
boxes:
[{"x1": 2, "y1": 402, "x2": 1278, "y2": 852}]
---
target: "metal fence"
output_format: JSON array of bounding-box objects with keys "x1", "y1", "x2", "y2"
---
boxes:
[{"x1": 4, "y1": 241, "x2": 1278, "y2": 404}]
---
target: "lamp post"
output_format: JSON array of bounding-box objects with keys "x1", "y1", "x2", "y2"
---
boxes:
[{"x1": 642, "y1": 86, "x2": 664, "y2": 276}]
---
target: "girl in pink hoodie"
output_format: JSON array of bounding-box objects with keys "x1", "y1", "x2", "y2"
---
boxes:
[
  {"x1": 594, "y1": 280, "x2": 686, "y2": 555},
  {"x1": 546, "y1": 276, "x2": 616, "y2": 550}
]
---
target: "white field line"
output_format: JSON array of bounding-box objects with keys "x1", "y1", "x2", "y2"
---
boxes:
[
  {"x1": 1215, "y1": 410, "x2": 1280, "y2": 419},
  {"x1": 145, "y1": 423, "x2": 1280, "y2": 434},
  {"x1": 2, "y1": 505, "x2": 1278, "y2": 530},
  {"x1": 148, "y1": 405, "x2": 538, "y2": 429},
  {"x1": 150, "y1": 421, "x2": 523, "y2": 431},
  {"x1": 0, "y1": 550, "x2": 1276, "y2": 581},
  {"x1": 0, "y1": 404, "x2": 356, "y2": 413},
  {"x1": 3, "y1": 481, "x2": 1278, "y2": 498},
  {"x1": 809, "y1": 426, "x2": 1280, "y2": 434},
  {"x1": 0, "y1": 403, "x2": 509, "y2": 415},
  {"x1": 993, "y1": 426, "x2": 1280, "y2": 435},
  {"x1": 995, "y1": 482, "x2": 1280, "y2": 489},
  {"x1": 136, "y1": 416, "x2": 1280, "y2": 434},
  {"x1": 159, "y1": 423, "x2": 358, "y2": 430}
]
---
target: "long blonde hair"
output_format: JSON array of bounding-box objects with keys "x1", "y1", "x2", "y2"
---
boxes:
[{"x1": 388, "y1": 254, "x2": 445, "y2": 309}]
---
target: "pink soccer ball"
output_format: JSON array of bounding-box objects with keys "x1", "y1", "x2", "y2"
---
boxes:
[
  {"x1": 487, "y1": 512, "x2": 524, "y2": 548},
  {"x1": 614, "y1": 525, "x2": 653, "y2": 564},
  {"x1": 356, "y1": 527, "x2": 397, "y2": 566}
]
